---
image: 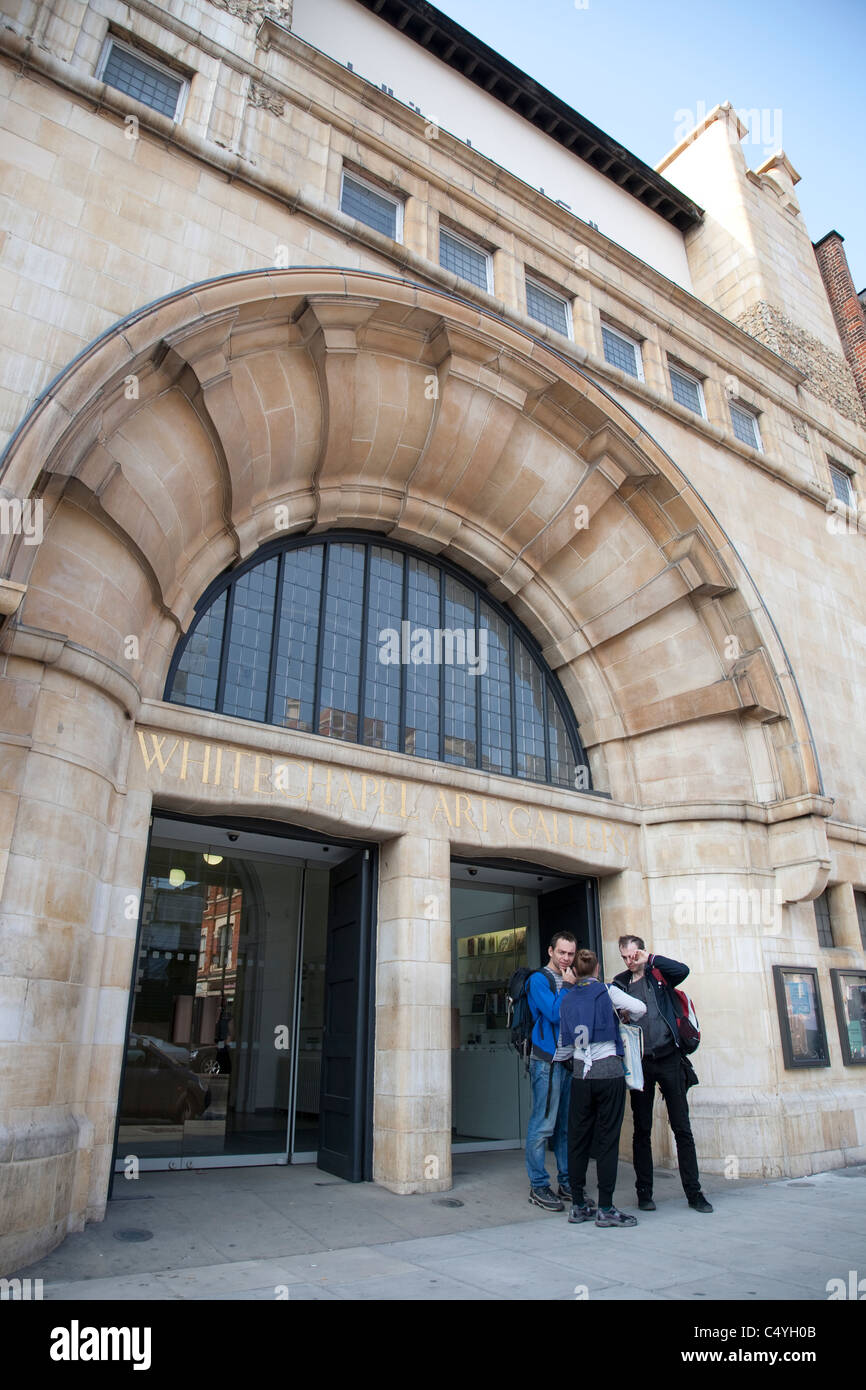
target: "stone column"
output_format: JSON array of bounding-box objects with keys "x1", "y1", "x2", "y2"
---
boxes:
[
  {"x1": 0, "y1": 645, "x2": 144, "y2": 1274},
  {"x1": 373, "y1": 830, "x2": 451, "y2": 1193}
]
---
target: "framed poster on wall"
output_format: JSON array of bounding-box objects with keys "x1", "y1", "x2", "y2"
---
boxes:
[{"x1": 772, "y1": 965, "x2": 830, "y2": 1069}]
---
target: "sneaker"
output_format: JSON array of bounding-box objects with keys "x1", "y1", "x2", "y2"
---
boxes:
[
  {"x1": 568, "y1": 1202, "x2": 595, "y2": 1223},
  {"x1": 557, "y1": 1181, "x2": 572, "y2": 1201},
  {"x1": 638, "y1": 1198, "x2": 656, "y2": 1211},
  {"x1": 595, "y1": 1205, "x2": 638, "y2": 1227},
  {"x1": 529, "y1": 1185, "x2": 564, "y2": 1212},
  {"x1": 688, "y1": 1193, "x2": 714, "y2": 1213}
]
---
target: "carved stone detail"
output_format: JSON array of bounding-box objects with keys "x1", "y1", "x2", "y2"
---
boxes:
[
  {"x1": 247, "y1": 80, "x2": 286, "y2": 117},
  {"x1": 207, "y1": 0, "x2": 292, "y2": 25}
]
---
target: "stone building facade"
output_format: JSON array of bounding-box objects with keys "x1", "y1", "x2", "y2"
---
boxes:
[{"x1": 0, "y1": 0, "x2": 865, "y2": 1273}]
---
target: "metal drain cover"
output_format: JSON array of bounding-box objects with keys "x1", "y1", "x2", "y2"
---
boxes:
[
  {"x1": 433, "y1": 1197, "x2": 464, "y2": 1208},
  {"x1": 113, "y1": 1228, "x2": 153, "y2": 1242}
]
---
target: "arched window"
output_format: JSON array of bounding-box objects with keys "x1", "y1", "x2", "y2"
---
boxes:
[{"x1": 165, "y1": 534, "x2": 589, "y2": 791}]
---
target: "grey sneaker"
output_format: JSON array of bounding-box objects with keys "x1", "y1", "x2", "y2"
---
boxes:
[
  {"x1": 529, "y1": 1185, "x2": 564, "y2": 1212},
  {"x1": 595, "y1": 1205, "x2": 638, "y2": 1227},
  {"x1": 568, "y1": 1202, "x2": 595, "y2": 1223}
]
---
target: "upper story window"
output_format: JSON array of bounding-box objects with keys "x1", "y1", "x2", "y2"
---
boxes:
[
  {"x1": 829, "y1": 461, "x2": 855, "y2": 506},
  {"x1": 340, "y1": 171, "x2": 403, "y2": 241},
  {"x1": 525, "y1": 277, "x2": 572, "y2": 338},
  {"x1": 439, "y1": 227, "x2": 493, "y2": 293},
  {"x1": 668, "y1": 361, "x2": 705, "y2": 417},
  {"x1": 97, "y1": 37, "x2": 187, "y2": 121},
  {"x1": 729, "y1": 401, "x2": 762, "y2": 451},
  {"x1": 601, "y1": 323, "x2": 643, "y2": 380},
  {"x1": 166, "y1": 535, "x2": 588, "y2": 791}
]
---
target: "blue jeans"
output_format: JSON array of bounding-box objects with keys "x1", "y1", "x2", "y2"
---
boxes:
[{"x1": 525, "y1": 1058, "x2": 572, "y2": 1190}]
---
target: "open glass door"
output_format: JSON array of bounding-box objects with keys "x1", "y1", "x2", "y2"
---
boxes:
[{"x1": 116, "y1": 827, "x2": 303, "y2": 1169}]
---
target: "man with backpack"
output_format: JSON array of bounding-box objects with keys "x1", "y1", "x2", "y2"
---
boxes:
[
  {"x1": 521, "y1": 931, "x2": 578, "y2": 1211},
  {"x1": 614, "y1": 935, "x2": 713, "y2": 1214}
]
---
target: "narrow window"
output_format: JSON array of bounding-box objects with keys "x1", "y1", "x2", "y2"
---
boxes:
[
  {"x1": 526, "y1": 277, "x2": 571, "y2": 337},
  {"x1": 98, "y1": 39, "x2": 186, "y2": 120},
  {"x1": 340, "y1": 171, "x2": 402, "y2": 240},
  {"x1": 729, "y1": 401, "x2": 762, "y2": 450},
  {"x1": 601, "y1": 324, "x2": 643, "y2": 380},
  {"x1": 439, "y1": 227, "x2": 492, "y2": 292},
  {"x1": 669, "y1": 362, "x2": 705, "y2": 416}
]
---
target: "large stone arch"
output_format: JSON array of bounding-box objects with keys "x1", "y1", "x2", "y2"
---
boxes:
[
  {"x1": 0, "y1": 268, "x2": 820, "y2": 809},
  {"x1": 0, "y1": 270, "x2": 835, "y2": 1264}
]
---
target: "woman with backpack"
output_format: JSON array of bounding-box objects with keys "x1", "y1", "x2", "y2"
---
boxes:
[{"x1": 559, "y1": 948, "x2": 646, "y2": 1228}]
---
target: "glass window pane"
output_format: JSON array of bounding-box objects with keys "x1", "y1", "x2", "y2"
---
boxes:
[
  {"x1": 170, "y1": 590, "x2": 227, "y2": 711},
  {"x1": 856, "y1": 891, "x2": 866, "y2": 950},
  {"x1": 440, "y1": 229, "x2": 489, "y2": 291},
  {"x1": 830, "y1": 465, "x2": 853, "y2": 505},
  {"x1": 837, "y1": 973, "x2": 866, "y2": 1062},
  {"x1": 272, "y1": 546, "x2": 323, "y2": 732},
  {"x1": 514, "y1": 639, "x2": 547, "y2": 781},
  {"x1": 526, "y1": 280, "x2": 569, "y2": 335},
  {"x1": 363, "y1": 547, "x2": 404, "y2": 750},
  {"x1": 547, "y1": 689, "x2": 579, "y2": 789},
  {"x1": 479, "y1": 604, "x2": 512, "y2": 775},
  {"x1": 602, "y1": 325, "x2": 640, "y2": 378},
  {"x1": 222, "y1": 559, "x2": 278, "y2": 723},
  {"x1": 782, "y1": 971, "x2": 827, "y2": 1062},
  {"x1": 318, "y1": 544, "x2": 365, "y2": 741},
  {"x1": 730, "y1": 402, "x2": 760, "y2": 448},
  {"x1": 404, "y1": 558, "x2": 440, "y2": 759},
  {"x1": 443, "y1": 575, "x2": 477, "y2": 767},
  {"x1": 103, "y1": 45, "x2": 182, "y2": 119},
  {"x1": 340, "y1": 175, "x2": 398, "y2": 239},
  {"x1": 814, "y1": 890, "x2": 834, "y2": 947},
  {"x1": 669, "y1": 366, "x2": 703, "y2": 414}
]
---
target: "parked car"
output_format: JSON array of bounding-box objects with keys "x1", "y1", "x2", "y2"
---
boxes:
[{"x1": 121, "y1": 1036, "x2": 211, "y2": 1123}]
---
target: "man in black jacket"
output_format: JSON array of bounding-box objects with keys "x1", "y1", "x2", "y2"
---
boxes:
[{"x1": 614, "y1": 935, "x2": 713, "y2": 1214}]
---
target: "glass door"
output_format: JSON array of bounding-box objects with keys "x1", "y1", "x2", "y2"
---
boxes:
[{"x1": 116, "y1": 828, "x2": 304, "y2": 1169}]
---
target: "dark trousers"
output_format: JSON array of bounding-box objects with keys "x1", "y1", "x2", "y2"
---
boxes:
[
  {"x1": 567, "y1": 1073, "x2": 626, "y2": 1208},
  {"x1": 630, "y1": 1049, "x2": 700, "y2": 1200}
]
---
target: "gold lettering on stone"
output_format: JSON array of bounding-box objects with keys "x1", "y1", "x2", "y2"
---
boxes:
[
  {"x1": 254, "y1": 755, "x2": 273, "y2": 795},
  {"x1": 340, "y1": 772, "x2": 359, "y2": 811},
  {"x1": 137, "y1": 732, "x2": 181, "y2": 774},
  {"x1": 361, "y1": 776, "x2": 380, "y2": 812},
  {"x1": 431, "y1": 790, "x2": 455, "y2": 827},
  {"x1": 508, "y1": 805, "x2": 531, "y2": 838},
  {"x1": 399, "y1": 782, "x2": 419, "y2": 820},
  {"x1": 454, "y1": 793, "x2": 475, "y2": 828},
  {"x1": 534, "y1": 810, "x2": 553, "y2": 844}
]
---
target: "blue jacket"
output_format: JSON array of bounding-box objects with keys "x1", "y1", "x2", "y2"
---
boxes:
[
  {"x1": 559, "y1": 978, "x2": 622, "y2": 1056},
  {"x1": 527, "y1": 968, "x2": 573, "y2": 1062}
]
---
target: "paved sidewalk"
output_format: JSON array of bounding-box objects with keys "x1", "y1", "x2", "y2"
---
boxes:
[{"x1": 15, "y1": 1153, "x2": 866, "y2": 1301}]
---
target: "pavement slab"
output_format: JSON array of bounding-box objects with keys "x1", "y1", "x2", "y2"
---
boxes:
[{"x1": 10, "y1": 1152, "x2": 866, "y2": 1303}]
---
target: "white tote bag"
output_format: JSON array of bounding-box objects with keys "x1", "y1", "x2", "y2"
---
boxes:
[{"x1": 618, "y1": 1020, "x2": 644, "y2": 1092}]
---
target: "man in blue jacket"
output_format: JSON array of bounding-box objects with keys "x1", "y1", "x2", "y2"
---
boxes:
[
  {"x1": 524, "y1": 931, "x2": 577, "y2": 1211},
  {"x1": 614, "y1": 935, "x2": 713, "y2": 1214}
]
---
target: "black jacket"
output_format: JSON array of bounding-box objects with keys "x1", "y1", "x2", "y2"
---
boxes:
[{"x1": 613, "y1": 954, "x2": 689, "y2": 1053}]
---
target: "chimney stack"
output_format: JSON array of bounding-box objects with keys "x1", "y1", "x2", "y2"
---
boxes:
[{"x1": 814, "y1": 231, "x2": 866, "y2": 416}]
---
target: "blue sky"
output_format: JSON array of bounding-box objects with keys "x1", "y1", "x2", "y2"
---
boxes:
[{"x1": 433, "y1": 0, "x2": 866, "y2": 292}]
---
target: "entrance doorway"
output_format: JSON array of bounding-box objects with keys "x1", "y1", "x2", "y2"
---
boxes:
[
  {"x1": 113, "y1": 816, "x2": 375, "y2": 1177},
  {"x1": 450, "y1": 860, "x2": 599, "y2": 1151}
]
